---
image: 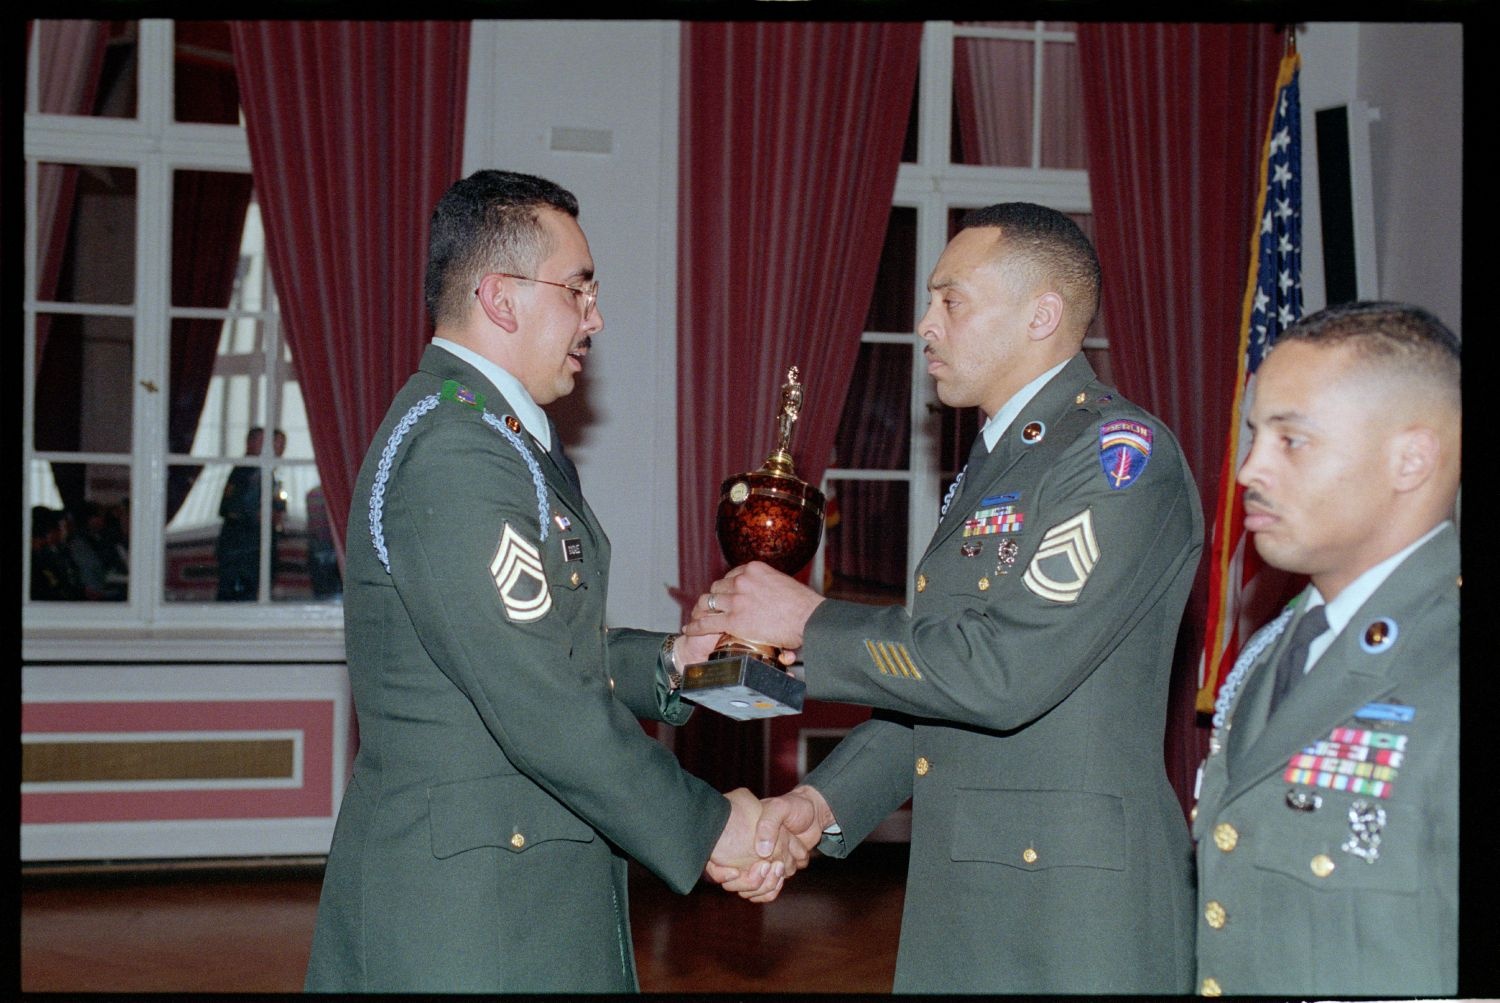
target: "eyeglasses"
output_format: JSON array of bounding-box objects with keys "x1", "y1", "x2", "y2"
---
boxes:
[{"x1": 486, "y1": 272, "x2": 599, "y2": 320}]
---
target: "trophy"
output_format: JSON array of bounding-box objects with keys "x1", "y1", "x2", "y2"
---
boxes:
[{"x1": 682, "y1": 366, "x2": 826, "y2": 720}]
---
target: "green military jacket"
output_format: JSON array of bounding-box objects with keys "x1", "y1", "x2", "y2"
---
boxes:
[
  {"x1": 305, "y1": 346, "x2": 729, "y2": 993},
  {"x1": 1193, "y1": 525, "x2": 1458, "y2": 996},
  {"x1": 802, "y1": 354, "x2": 1202, "y2": 993}
]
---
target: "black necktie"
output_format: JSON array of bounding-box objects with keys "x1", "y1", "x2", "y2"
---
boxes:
[
  {"x1": 943, "y1": 433, "x2": 990, "y2": 516},
  {"x1": 1268, "y1": 604, "x2": 1329, "y2": 716},
  {"x1": 548, "y1": 422, "x2": 581, "y2": 496}
]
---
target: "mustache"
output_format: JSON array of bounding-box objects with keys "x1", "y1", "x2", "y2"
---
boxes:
[
  {"x1": 573, "y1": 336, "x2": 593, "y2": 352},
  {"x1": 1243, "y1": 488, "x2": 1272, "y2": 510}
]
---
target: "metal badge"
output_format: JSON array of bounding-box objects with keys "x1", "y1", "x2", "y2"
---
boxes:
[
  {"x1": 960, "y1": 540, "x2": 982, "y2": 558},
  {"x1": 1341, "y1": 799, "x2": 1386, "y2": 862},
  {"x1": 1361, "y1": 618, "x2": 1398, "y2": 653},
  {"x1": 562, "y1": 538, "x2": 584, "y2": 562},
  {"x1": 505, "y1": 414, "x2": 523, "y2": 434},
  {"x1": 553, "y1": 512, "x2": 572, "y2": 531},
  {"x1": 1021, "y1": 421, "x2": 1046, "y2": 444},
  {"x1": 996, "y1": 538, "x2": 1020, "y2": 574},
  {"x1": 1285, "y1": 787, "x2": 1322, "y2": 812}
]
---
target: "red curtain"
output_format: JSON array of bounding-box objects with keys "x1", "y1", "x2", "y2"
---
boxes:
[
  {"x1": 1076, "y1": 23, "x2": 1284, "y2": 812},
  {"x1": 674, "y1": 21, "x2": 923, "y2": 790},
  {"x1": 228, "y1": 21, "x2": 470, "y2": 554},
  {"x1": 30, "y1": 20, "x2": 109, "y2": 372}
]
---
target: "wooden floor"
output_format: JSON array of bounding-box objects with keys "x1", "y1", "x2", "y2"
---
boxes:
[{"x1": 20, "y1": 843, "x2": 908, "y2": 994}]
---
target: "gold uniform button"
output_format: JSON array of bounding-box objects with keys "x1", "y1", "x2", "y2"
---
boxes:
[
  {"x1": 510, "y1": 833, "x2": 526, "y2": 849},
  {"x1": 1189, "y1": 804, "x2": 1198, "y2": 822},
  {"x1": 915, "y1": 756, "x2": 930, "y2": 776},
  {"x1": 1200, "y1": 976, "x2": 1222, "y2": 996},
  {"x1": 916, "y1": 573, "x2": 927, "y2": 593},
  {"x1": 1203, "y1": 900, "x2": 1226, "y2": 929},
  {"x1": 1311, "y1": 853, "x2": 1336, "y2": 878},
  {"x1": 1022, "y1": 847, "x2": 1038, "y2": 864},
  {"x1": 570, "y1": 570, "x2": 582, "y2": 587},
  {"x1": 1212, "y1": 822, "x2": 1238, "y2": 852},
  {"x1": 608, "y1": 677, "x2": 616, "y2": 690},
  {"x1": 978, "y1": 577, "x2": 991, "y2": 591}
]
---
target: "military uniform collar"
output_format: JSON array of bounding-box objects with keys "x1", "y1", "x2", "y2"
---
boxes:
[
  {"x1": 980, "y1": 357, "x2": 1071, "y2": 453},
  {"x1": 430, "y1": 337, "x2": 551, "y2": 451}
]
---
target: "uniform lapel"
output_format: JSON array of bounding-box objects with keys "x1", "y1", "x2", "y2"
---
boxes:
[
  {"x1": 1223, "y1": 526, "x2": 1458, "y2": 803},
  {"x1": 923, "y1": 354, "x2": 1097, "y2": 563}
]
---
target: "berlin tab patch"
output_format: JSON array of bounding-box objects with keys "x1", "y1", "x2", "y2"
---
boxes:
[
  {"x1": 491, "y1": 522, "x2": 552, "y2": 622},
  {"x1": 1022, "y1": 508, "x2": 1099, "y2": 603},
  {"x1": 1098, "y1": 419, "x2": 1153, "y2": 490}
]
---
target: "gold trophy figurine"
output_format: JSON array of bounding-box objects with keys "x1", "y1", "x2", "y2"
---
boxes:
[{"x1": 682, "y1": 366, "x2": 826, "y2": 720}]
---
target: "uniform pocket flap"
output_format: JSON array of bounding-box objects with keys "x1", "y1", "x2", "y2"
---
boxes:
[
  {"x1": 950, "y1": 787, "x2": 1125, "y2": 871},
  {"x1": 428, "y1": 773, "x2": 596, "y2": 859},
  {"x1": 1250, "y1": 803, "x2": 1419, "y2": 893}
]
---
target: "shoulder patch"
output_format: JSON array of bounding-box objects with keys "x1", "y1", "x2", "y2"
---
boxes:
[
  {"x1": 440, "y1": 379, "x2": 485, "y2": 409},
  {"x1": 1098, "y1": 418, "x2": 1153, "y2": 489}
]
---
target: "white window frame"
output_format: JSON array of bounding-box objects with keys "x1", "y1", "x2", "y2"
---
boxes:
[
  {"x1": 813, "y1": 22, "x2": 1097, "y2": 605},
  {"x1": 22, "y1": 20, "x2": 344, "y2": 661}
]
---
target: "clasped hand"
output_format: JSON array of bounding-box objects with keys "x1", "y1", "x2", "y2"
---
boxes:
[{"x1": 705, "y1": 786, "x2": 833, "y2": 903}]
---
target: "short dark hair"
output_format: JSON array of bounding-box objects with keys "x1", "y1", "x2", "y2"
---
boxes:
[
  {"x1": 424, "y1": 170, "x2": 581, "y2": 326},
  {"x1": 1277, "y1": 301, "x2": 1460, "y2": 406},
  {"x1": 960, "y1": 203, "x2": 1101, "y2": 334}
]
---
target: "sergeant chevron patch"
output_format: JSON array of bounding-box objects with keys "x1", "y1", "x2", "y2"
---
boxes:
[
  {"x1": 491, "y1": 523, "x2": 552, "y2": 622},
  {"x1": 1022, "y1": 508, "x2": 1099, "y2": 603}
]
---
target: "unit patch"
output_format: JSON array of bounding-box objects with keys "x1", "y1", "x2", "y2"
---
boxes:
[
  {"x1": 491, "y1": 522, "x2": 552, "y2": 622},
  {"x1": 1098, "y1": 419, "x2": 1153, "y2": 489},
  {"x1": 1022, "y1": 508, "x2": 1099, "y2": 603}
]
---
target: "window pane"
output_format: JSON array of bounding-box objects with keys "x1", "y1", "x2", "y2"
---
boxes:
[
  {"x1": 833, "y1": 342, "x2": 912, "y2": 471},
  {"x1": 173, "y1": 22, "x2": 242, "y2": 125},
  {"x1": 1040, "y1": 42, "x2": 1086, "y2": 169},
  {"x1": 865, "y1": 206, "x2": 917, "y2": 333},
  {"x1": 952, "y1": 37, "x2": 1033, "y2": 167},
  {"x1": 901, "y1": 66, "x2": 919, "y2": 164},
  {"x1": 171, "y1": 170, "x2": 256, "y2": 308},
  {"x1": 33, "y1": 314, "x2": 134, "y2": 453},
  {"x1": 34, "y1": 163, "x2": 136, "y2": 305},
  {"x1": 823, "y1": 479, "x2": 908, "y2": 605},
  {"x1": 30, "y1": 20, "x2": 137, "y2": 119},
  {"x1": 29, "y1": 462, "x2": 131, "y2": 602},
  {"x1": 275, "y1": 465, "x2": 343, "y2": 602}
]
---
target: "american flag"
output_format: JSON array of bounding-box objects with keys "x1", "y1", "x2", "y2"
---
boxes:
[{"x1": 1196, "y1": 48, "x2": 1304, "y2": 713}]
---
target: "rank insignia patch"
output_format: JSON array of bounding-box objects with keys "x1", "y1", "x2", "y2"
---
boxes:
[
  {"x1": 491, "y1": 523, "x2": 552, "y2": 622},
  {"x1": 1022, "y1": 508, "x2": 1099, "y2": 603},
  {"x1": 1098, "y1": 419, "x2": 1153, "y2": 489}
]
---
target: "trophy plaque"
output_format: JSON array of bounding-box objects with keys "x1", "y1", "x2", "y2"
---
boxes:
[{"x1": 682, "y1": 366, "x2": 826, "y2": 720}]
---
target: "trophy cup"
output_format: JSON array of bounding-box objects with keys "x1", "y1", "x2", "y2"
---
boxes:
[{"x1": 681, "y1": 366, "x2": 826, "y2": 720}]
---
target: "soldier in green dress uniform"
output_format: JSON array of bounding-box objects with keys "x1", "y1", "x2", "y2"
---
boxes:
[
  {"x1": 690, "y1": 204, "x2": 1202, "y2": 993},
  {"x1": 304, "y1": 170, "x2": 801, "y2": 993},
  {"x1": 1192, "y1": 302, "x2": 1460, "y2": 996}
]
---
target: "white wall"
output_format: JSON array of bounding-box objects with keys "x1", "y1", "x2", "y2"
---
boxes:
[
  {"x1": 1297, "y1": 22, "x2": 1463, "y2": 334},
  {"x1": 463, "y1": 21, "x2": 683, "y2": 631}
]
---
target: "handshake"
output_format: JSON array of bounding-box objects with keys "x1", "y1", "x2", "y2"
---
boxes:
[{"x1": 704, "y1": 785, "x2": 837, "y2": 903}]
